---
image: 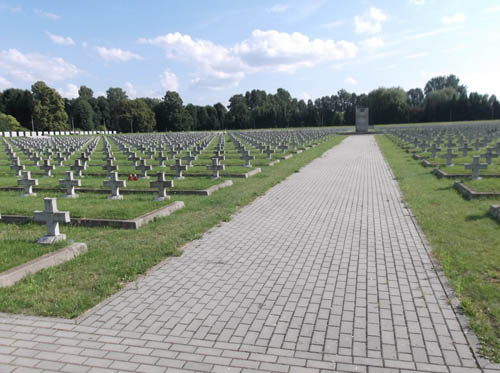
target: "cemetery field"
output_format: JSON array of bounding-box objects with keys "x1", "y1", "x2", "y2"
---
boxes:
[
  {"x1": 0, "y1": 134, "x2": 345, "y2": 319},
  {"x1": 376, "y1": 134, "x2": 500, "y2": 362}
]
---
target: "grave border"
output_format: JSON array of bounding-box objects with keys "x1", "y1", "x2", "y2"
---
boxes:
[
  {"x1": 0, "y1": 242, "x2": 87, "y2": 287},
  {"x1": 0, "y1": 201, "x2": 184, "y2": 230},
  {"x1": 453, "y1": 181, "x2": 500, "y2": 200}
]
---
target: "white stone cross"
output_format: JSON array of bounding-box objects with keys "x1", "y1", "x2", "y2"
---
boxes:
[
  {"x1": 34, "y1": 198, "x2": 70, "y2": 244},
  {"x1": 102, "y1": 159, "x2": 118, "y2": 176},
  {"x1": 427, "y1": 143, "x2": 441, "y2": 158},
  {"x1": 183, "y1": 151, "x2": 197, "y2": 166},
  {"x1": 240, "y1": 149, "x2": 255, "y2": 168},
  {"x1": 10, "y1": 158, "x2": 25, "y2": 177},
  {"x1": 480, "y1": 147, "x2": 498, "y2": 165},
  {"x1": 440, "y1": 148, "x2": 458, "y2": 167},
  {"x1": 170, "y1": 159, "x2": 187, "y2": 179},
  {"x1": 136, "y1": 159, "x2": 152, "y2": 179},
  {"x1": 17, "y1": 170, "x2": 38, "y2": 197},
  {"x1": 207, "y1": 157, "x2": 225, "y2": 179},
  {"x1": 53, "y1": 152, "x2": 66, "y2": 166},
  {"x1": 103, "y1": 171, "x2": 126, "y2": 200},
  {"x1": 59, "y1": 171, "x2": 81, "y2": 198},
  {"x1": 150, "y1": 172, "x2": 173, "y2": 201},
  {"x1": 40, "y1": 159, "x2": 55, "y2": 177},
  {"x1": 70, "y1": 159, "x2": 87, "y2": 177},
  {"x1": 464, "y1": 156, "x2": 488, "y2": 180},
  {"x1": 265, "y1": 145, "x2": 275, "y2": 160},
  {"x1": 155, "y1": 151, "x2": 168, "y2": 167}
]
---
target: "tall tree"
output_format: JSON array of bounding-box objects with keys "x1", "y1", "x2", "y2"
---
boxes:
[
  {"x1": 155, "y1": 91, "x2": 192, "y2": 132},
  {"x1": 117, "y1": 98, "x2": 156, "y2": 133},
  {"x1": 72, "y1": 98, "x2": 95, "y2": 130},
  {"x1": 106, "y1": 87, "x2": 128, "y2": 131},
  {"x1": 31, "y1": 81, "x2": 69, "y2": 131},
  {"x1": 0, "y1": 88, "x2": 33, "y2": 127}
]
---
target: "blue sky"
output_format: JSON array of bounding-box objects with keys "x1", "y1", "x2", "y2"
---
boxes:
[{"x1": 1, "y1": 0, "x2": 499, "y2": 106}]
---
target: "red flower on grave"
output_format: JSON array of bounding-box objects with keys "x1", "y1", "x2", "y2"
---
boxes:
[
  {"x1": 133, "y1": 174, "x2": 138, "y2": 181},
  {"x1": 128, "y1": 174, "x2": 133, "y2": 181}
]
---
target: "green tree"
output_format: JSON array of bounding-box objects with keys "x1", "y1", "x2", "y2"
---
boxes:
[
  {"x1": 155, "y1": 91, "x2": 192, "y2": 132},
  {"x1": 424, "y1": 74, "x2": 466, "y2": 96},
  {"x1": 0, "y1": 113, "x2": 26, "y2": 131},
  {"x1": 214, "y1": 103, "x2": 227, "y2": 130},
  {"x1": 117, "y1": 98, "x2": 156, "y2": 133},
  {"x1": 227, "y1": 94, "x2": 250, "y2": 129},
  {"x1": 0, "y1": 88, "x2": 33, "y2": 127},
  {"x1": 78, "y1": 86, "x2": 94, "y2": 100},
  {"x1": 424, "y1": 87, "x2": 460, "y2": 122},
  {"x1": 72, "y1": 98, "x2": 95, "y2": 130},
  {"x1": 31, "y1": 81, "x2": 69, "y2": 131},
  {"x1": 366, "y1": 87, "x2": 408, "y2": 124},
  {"x1": 106, "y1": 87, "x2": 128, "y2": 131}
]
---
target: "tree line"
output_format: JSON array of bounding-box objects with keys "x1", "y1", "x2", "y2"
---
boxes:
[{"x1": 1, "y1": 75, "x2": 499, "y2": 133}]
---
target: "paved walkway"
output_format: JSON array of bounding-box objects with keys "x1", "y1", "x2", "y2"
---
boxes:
[{"x1": 1, "y1": 135, "x2": 499, "y2": 372}]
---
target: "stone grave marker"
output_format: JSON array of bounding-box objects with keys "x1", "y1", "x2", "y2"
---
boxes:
[
  {"x1": 34, "y1": 198, "x2": 70, "y2": 244},
  {"x1": 18, "y1": 171, "x2": 38, "y2": 197},
  {"x1": 150, "y1": 172, "x2": 173, "y2": 201},
  {"x1": 59, "y1": 171, "x2": 81, "y2": 198},
  {"x1": 103, "y1": 171, "x2": 126, "y2": 200}
]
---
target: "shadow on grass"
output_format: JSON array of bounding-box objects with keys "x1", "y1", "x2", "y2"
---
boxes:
[{"x1": 465, "y1": 213, "x2": 491, "y2": 222}]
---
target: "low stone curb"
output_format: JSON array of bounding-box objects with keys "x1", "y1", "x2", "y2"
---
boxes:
[
  {"x1": 244, "y1": 167, "x2": 262, "y2": 178},
  {"x1": 488, "y1": 205, "x2": 500, "y2": 221},
  {"x1": 433, "y1": 168, "x2": 500, "y2": 179},
  {"x1": 0, "y1": 201, "x2": 184, "y2": 230},
  {"x1": 454, "y1": 181, "x2": 500, "y2": 200},
  {"x1": 0, "y1": 242, "x2": 87, "y2": 287},
  {"x1": 269, "y1": 159, "x2": 280, "y2": 166},
  {"x1": 0, "y1": 180, "x2": 232, "y2": 196},
  {"x1": 169, "y1": 180, "x2": 232, "y2": 196},
  {"x1": 277, "y1": 154, "x2": 293, "y2": 160},
  {"x1": 421, "y1": 159, "x2": 433, "y2": 167}
]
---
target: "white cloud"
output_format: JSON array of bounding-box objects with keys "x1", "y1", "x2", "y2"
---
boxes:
[
  {"x1": 160, "y1": 70, "x2": 179, "y2": 91},
  {"x1": 322, "y1": 20, "x2": 344, "y2": 29},
  {"x1": 124, "y1": 81, "x2": 137, "y2": 98},
  {"x1": 57, "y1": 83, "x2": 78, "y2": 98},
  {"x1": 409, "y1": 0, "x2": 426, "y2": 5},
  {"x1": 486, "y1": 6, "x2": 500, "y2": 12},
  {"x1": 140, "y1": 30, "x2": 357, "y2": 90},
  {"x1": 355, "y1": 7, "x2": 387, "y2": 34},
  {"x1": 268, "y1": 4, "x2": 289, "y2": 13},
  {"x1": 0, "y1": 76, "x2": 12, "y2": 90},
  {"x1": 360, "y1": 37, "x2": 385, "y2": 50},
  {"x1": 82, "y1": 41, "x2": 88, "y2": 48},
  {"x1": 96, "y1": 46, "x2": 143, "y2": 62},
  {"x1": 0, "y1": 49, "x2": 79, "y2": 82},
  {"x1": 34, "y1": 8, "x2": 60, "y2": 20},
  {"x1": 442, "y1": 13, "x2": 465, "y2": 25},
  {"x1": 46, "y1": 32, "x2": 74, "y2": 46},
  {"x1": 234, "y1": 30, "x2": 358, "y2": 71},
  {"x1": 0, "y1": 3, "x2": 21, "y2": 12},
  {"x1": 345, "y1": 76, "x2": 357, "y2": 85}
]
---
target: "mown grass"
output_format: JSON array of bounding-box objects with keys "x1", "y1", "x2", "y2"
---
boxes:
[
  {"x1": 376, "y1": 134, "x2": 500, "y2": 362},
  {"x1": 0, "y1": 191, "x2": 180, "y2": 219},
  {"x1": 0, "y1": 135, "x2": 344, "y2": 319}
]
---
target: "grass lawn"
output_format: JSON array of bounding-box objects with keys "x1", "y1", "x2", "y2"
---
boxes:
[
  {"x1": 0, "y1": 191, "x2": 180, "y2": 219},
  {"x1": 377, "y1": 134, "x2": 500, "y2": 363},
  {"x1": 465, "y1": 179, "x2": 500, "y2": 193},
  {"x1": 0, "y1": 134, "x2": 343, "y2": 319}
]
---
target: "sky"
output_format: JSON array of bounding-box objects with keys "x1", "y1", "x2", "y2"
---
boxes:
[{"x1": 1, "y1": 0, "x2": 499, "y2": 106}]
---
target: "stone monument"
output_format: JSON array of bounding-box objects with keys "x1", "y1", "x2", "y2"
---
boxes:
[{"x1": 355, "y1": 107, "x2": 369, "y2": 133}]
